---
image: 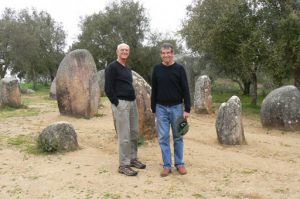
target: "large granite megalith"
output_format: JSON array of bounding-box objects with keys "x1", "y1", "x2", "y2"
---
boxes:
[
  {"x1": 194, "y1": 75, "x2": 213, "y2": 114},
  {"x1": 0, "y1": 77, "x2": 21, "y2": 108},
  {"x1": 97, "y1": 69, "x2": 106, "y2": 97},
  {"x1": 49, "y1": 77, "x2": 56, "y2": 99},
  {"x1": 261, "y1": 85, "x2": 300, "y2": 131},
  {"x1": 56, "y1": 49, "x2": 100, "y2": 118},
  {"x1": 132, "y1": 71, "x2": 156, "y2": 139},
  {"x1": 110, "y1": 71, "x2": 156, "y2": 139},
  {"x1": 216, "y1": 96, "x2": 246, "y2": 145}
]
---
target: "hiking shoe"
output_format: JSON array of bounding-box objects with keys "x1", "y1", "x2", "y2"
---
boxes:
[
  {"x1": 118, "y1": 166, "x2": 138, "y2": 176},
  {"x1": 130, "y1": 159, "x2": 146, "y2": 169},
  {"x1": 176, "y1": 166, "x2": 187, "y2": 175},
  {"x1": 160, "y1": 168, "x2": 172, "y2": 177}
]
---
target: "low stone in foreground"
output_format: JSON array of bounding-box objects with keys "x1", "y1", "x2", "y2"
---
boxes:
[{"x1": 38, "y1": 122, "x2": 79, "y2": 152}]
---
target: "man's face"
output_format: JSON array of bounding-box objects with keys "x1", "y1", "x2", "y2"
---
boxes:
[
  {"x1": 117, "y1": 44, "x2": 130, "y2": 60},
  {"x1": 160, "y1": 48, "x2": 174, "y2": 65}
]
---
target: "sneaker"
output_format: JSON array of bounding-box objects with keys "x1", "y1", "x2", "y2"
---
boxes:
[
  {"x1": 160, "y1": 168, "x2": 172, "y2": 177},
  {"x1": 118, "y1": 166, "x2": 138, "y2": 176},
  {"x1": 130, "y1": 159, "x2": 146, "y2": 169},
  {"x1": 176, "y1": 166, "x2": 187, "y2": 175}
]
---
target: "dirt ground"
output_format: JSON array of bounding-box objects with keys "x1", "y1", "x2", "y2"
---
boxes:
[{"x1": 0, "y1": 93, "x2": 299, "y2": 199}]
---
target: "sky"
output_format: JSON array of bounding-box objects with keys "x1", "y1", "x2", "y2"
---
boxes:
[{"x1": 0, "y1": 0, "x2": 194, "y2": 47}]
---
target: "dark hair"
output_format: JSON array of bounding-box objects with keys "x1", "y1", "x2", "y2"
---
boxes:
[{"x1": 160, "y1": 43, "x2": 174, "y2": 53}]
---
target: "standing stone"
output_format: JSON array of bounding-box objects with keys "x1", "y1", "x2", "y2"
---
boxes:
[
  {"x1": 194, "y1": 75, "x2": 213, "y2": 114},
  {"x1": 132, "y1": 71, "x2": 156, "y2": 139},
  {"x1": 49, "y1": 77, "x2": 56, "y2": 99},
  {"x1": 215, "y1": 96, "x2": 246, "y2": 145},
  {"x1": 260, "y1": 85, "x2": 300, "y2": 131},
  {"x1": 0, "y1": 77, "x2": 21, "y2": 108},
  {"x1": 111, "y1": 71, "x2": 156, "y2": 139},
  {"x1": 56, "y1": 49, "x2": 100, "y2": 118},
  {"x1": 38, "y1": 121, "x2": 79, "y2": 152},
  {"x1": 97, "y1": 69, "x2": 106, "y2": 97}
]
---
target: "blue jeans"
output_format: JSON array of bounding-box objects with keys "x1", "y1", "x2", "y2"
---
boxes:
[{"x1": 156, "y1": 104, "x2": 184, "y2": 169}]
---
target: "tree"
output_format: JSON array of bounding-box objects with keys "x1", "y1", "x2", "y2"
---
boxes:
[
  {"x1": 72, "y1": 0, "x2": 149, "y2": 71},
  {"x1": 0, "y1": 8, "x2": 17, "y2": 78},
  {"x1": 258, "y1": 0, "x2": 300, "y2": 88},
  {"x1": 0, "y1": 8, "x2": 66, "y2": 87},
  {"x1": 181, "y1": 0, "x2": 266, "y2": 104}
]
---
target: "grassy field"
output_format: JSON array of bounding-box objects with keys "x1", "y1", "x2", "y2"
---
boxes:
[{"x1": 211, "y1": 79, "x2": 270, "y2": 117}]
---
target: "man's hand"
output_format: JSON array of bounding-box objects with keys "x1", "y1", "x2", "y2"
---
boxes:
[{"x1": 183, "y1": 111, "x2": 190, "y2": 119}]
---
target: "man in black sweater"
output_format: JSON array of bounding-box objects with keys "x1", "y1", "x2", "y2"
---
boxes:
[
  {"x1": 105, "y1": 43, "x2": 146, "y2": 176},
  {"x1": 151, "y1": 43, "x2": 191, "y2": 177}
]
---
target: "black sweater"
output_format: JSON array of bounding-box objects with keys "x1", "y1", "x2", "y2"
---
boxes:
[
  {"x1": 104, "y1": 61, "x2": 135, "y2": 106},
  {"x1": 151, "y1": 62, "x2": 191, "y2": 113}
]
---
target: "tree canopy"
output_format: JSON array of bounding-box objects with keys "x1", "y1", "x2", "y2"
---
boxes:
[
  {"x1": 71, "y1": 0, "x2": 184, "y2": 83},
  {"x1": 0, "y1": 8, "x2": 66, "y2": 87},
  {"x1": 72, "y1": 0, "x2": 149, "y2": 69},
  {"x1": 181, "y1": 0, "x2": 300, "y2": 104}
]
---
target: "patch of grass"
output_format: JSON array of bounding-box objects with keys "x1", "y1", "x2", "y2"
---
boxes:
[
  {"x1": 241, "y1": 168, "x2": 258, "y2": 174},
  {"x1": 20, "y1": 82, "x2": 50, "y2": 92},
  {"x1": 240, "y1": 193, "x2": 264, "y2": 199},
  {"x1": 138, "y1": 135, "x2": 145, "y2": 146},
  {"x1": 211, "y1": 78, "x2": 270, "y2": 118},
  {"x1": 7, "y1": 134, "x2": 44, "y2": 155},
  {"x1": 94, "y1": 112, "x2": 104, "y2": 117},
  {"x1": 280, "y1": 142, "x2": 291, "y2": 147},
  {"x1": 100, "y1": 96, "x2": 109, "y2": 102},
  {"x1": 212, "y1": 90, "x2": 263, "y2": 117},
  {"x1": 273, "y1": 188, "x2": 288, "y2": 194},
  {"x1": 0, "y1": 134, "x2": 7, "y2": 143},
  {"x1": 22, "y1": 90, "x2": 52, "y2": 104},
  {"x1": 212, "y1": 79, "x2": 241, "y2": 93},
  {"x1": 0, "y1": 105, "x2": 39, "y2": 119},
  {"x1": 0, "y1": 85, "x2": 54, "y2": 120},
  {"x1": 6, "y1": 185, "x2": 22, "y2": 195},
  {"x1": 102, "y1": 192, "x2": 120, "y2": 199},
  {"x1": 192, "y1": 193, "x2": 206, "y2": 198}
]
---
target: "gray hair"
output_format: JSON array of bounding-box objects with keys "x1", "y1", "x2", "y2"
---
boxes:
[{"x1": 160, "y1": 43, "x2": 174, "y2": 53}]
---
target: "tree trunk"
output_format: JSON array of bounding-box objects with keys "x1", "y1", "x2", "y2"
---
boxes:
[
  {"x1": 0, "y1": 64, "x2": 9, "y2": 78},
  {"x1": 32, "y1": 67, "x2": 37, "y2": 90},
  {"x1": 0, "y1": 70, "x2": 5, "y2": 78},
  {"x1": 232, "y1": 79, "x2": 244, "y2": 94},
  {"x1": 242, "y1": 80, "x2": 251, "y2": 95},
  {"x1": 250, "y1": 72, "x2": 257, "y2": 105},
  {"x1": 294, "y1": 67, "x2": 300, "y2": 90},
  {"x1": 48, "y1": 66, "x2": 56, "y2": 82}
]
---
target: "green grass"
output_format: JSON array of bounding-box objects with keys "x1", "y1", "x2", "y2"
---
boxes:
[
  {"x1": 0, "y1": 83, "x2": 54, "y2": 119},
  {"x1": 20, "y1": 81, "x2": 50, "y2": 92},
  {"x1": 192, "y1": 193, "x2": 206, "y2": 198},
  {"x1": 211, "y1": 79, "x2": 268, "y2": 117},
  {"x1": 138, "y1": 135, "x2": 145, "y2": 146},
  {"x1": 0, "y1": 105, "x2": 40, "y2": 119},
  {"x1": 7, "y1": 134, "x2": 44, "y2": 155},
  {"x1": 212, "y1": 91, "x2": 263, "y2": 117},
  {"x1": 0, "y1": 134, "x2": 7, "y2": 143},
  {"x1": 102, "y1": 192, "x2": 120, "y2": 199}
]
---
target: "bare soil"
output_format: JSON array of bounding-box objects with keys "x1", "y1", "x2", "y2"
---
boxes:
[{"x1": 0, "y1": 93, "x2": 299, "y2": 199}]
